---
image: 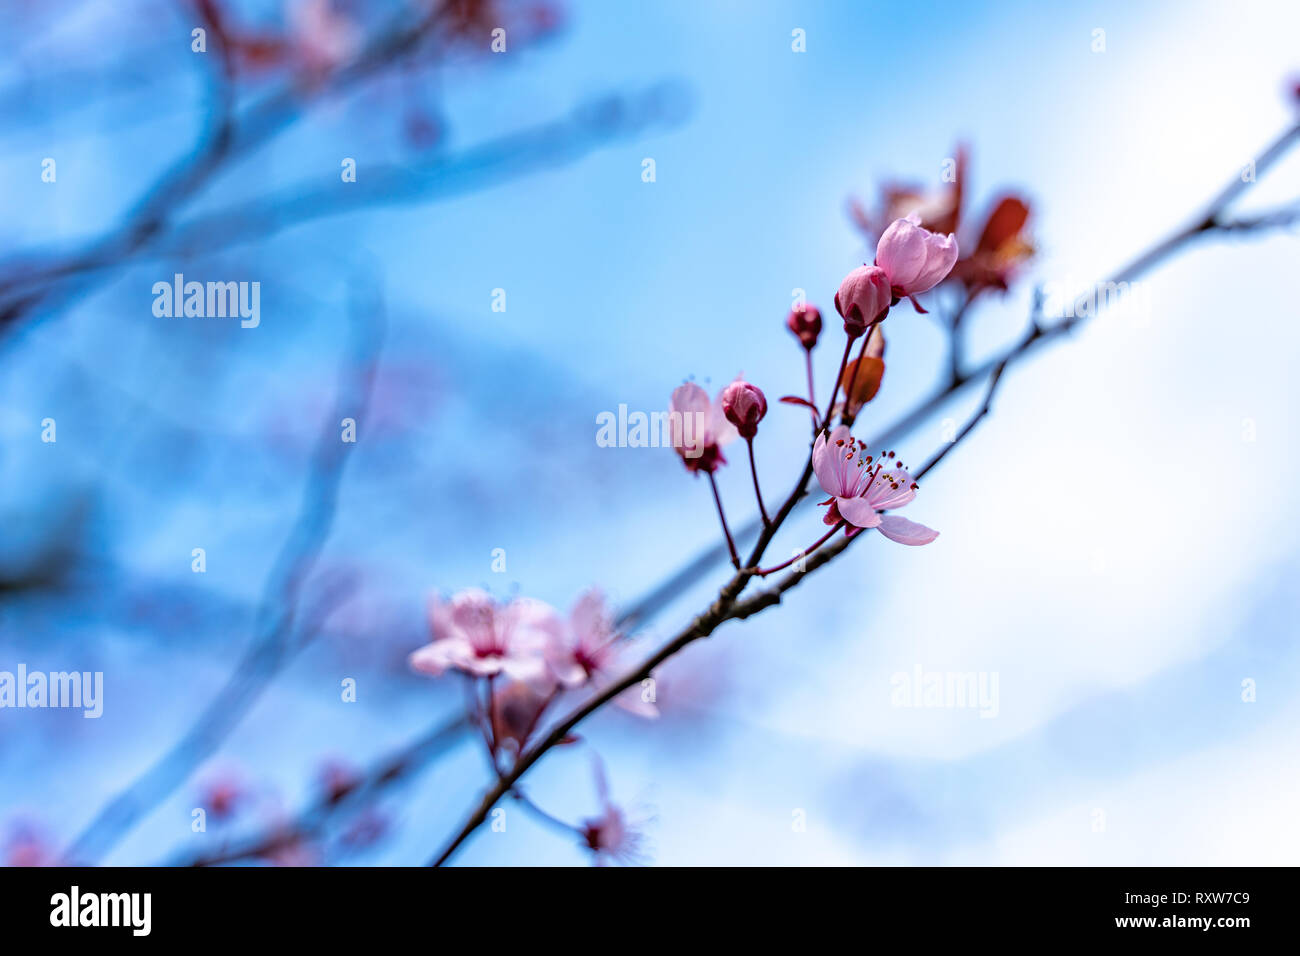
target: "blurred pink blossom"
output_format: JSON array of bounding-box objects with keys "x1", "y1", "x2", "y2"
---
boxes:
[
  {"x1": 668, "y1": 382, "x2": 738, "y2": 474},
  {"x1": 409, "y1": 589, "x2": 558, "y2": 683},
  {"x1": 580, "y1": 760, "x2": 648, "y2": 866},
  {"x1": 545, "y1": 590, "x2": 658, "y2": 718}
]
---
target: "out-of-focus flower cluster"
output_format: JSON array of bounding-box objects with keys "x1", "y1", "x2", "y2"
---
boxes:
[
  {"x1": 408, "y1": 588, "x2": 653, "y2": 864},
  {"x1": 409, "y1": 588, "x2": 656, "y2": 722},
  {"x1": 193, "y1": 0, "x2": 566, "y2": 148}
]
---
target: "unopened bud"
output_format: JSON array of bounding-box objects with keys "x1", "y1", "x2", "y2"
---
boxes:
[
  {"x1": 834, "y1": 265, "x2": 891, "y2": 337},
  {"x1": 720, "y1": 379, "x2": 768, "y2": 439},
  {"x1": 786, "y1": 304, "x2": 822, "y2": 350}
]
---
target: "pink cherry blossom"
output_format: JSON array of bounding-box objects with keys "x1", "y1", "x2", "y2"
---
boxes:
[
  {"x1": 668, "y1": 382, "x2": 738, "y2": 474},
  {"x1": 875, "y1": 213, "x2": 959, "y2": 299},
  {"x1": 834, "y1": 264, "x2": 892, "y2": 335},
  {"x1": 546, "y1": 589, "x2": 618, "y2": 688},
  {"x1": 409, "y1": 589, "x2": 558, "y2": 683},
  {"x1": 545, "y1": 590, "x2": 659, "y2": 718},
  {"x1": 812, "y1": 426, "x2": 939, "y2": 546}
]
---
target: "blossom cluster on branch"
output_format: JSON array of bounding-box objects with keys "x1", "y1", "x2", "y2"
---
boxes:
[
  {"x1": 407, "y1": 588, "x2": 654, "y2": 863},
  {"x1": 410, "y1": 211, "x2": 964, "y2": 863},
  {"x1": 669, "y1": 212, "x2": 957, "y2": 578}
]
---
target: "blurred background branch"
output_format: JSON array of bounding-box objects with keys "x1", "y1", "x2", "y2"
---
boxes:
[
  {"x1": 1, "y1": 0, "x2": 687, "y2": 866},
  {"x1": 66, "y1": 275, "x2": 385, "y2": 864}
]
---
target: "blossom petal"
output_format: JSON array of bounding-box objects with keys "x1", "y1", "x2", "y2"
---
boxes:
[
  {"x1": 670, "y1": 382, "x2": 709, "y2": 417},
  {"x1": 409, "y1": 638, "x2": 465, "y2": 677},
  {"x1": 877, "y1": 514, "x2": 939, "y2": 546},
  {"x1": 569, "y1": 589, "x2": 609, "y2": 642},
  {"x1": 812, "y1": 425, "x2": 852, "y2": 495},
  {"x1": 546, "y1": 655, "x2": 588, "y2": 688},
  {"x1": 501, "y1": 653, "x2": 551, "y2": 688},
  {"x1": 669, "y1": 383, "x2": 710, "y2": 454},
  {"x1": 876, "y1": 217, "x2": 929, "y2": 289},
  {"x1": 835, "y1": 495, "x2": 882, "y2": 529},
  {"x1": 910, "y1": 233, "x2": 959, "y2": 293}
]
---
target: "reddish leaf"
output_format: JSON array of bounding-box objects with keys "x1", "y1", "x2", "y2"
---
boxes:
[
  {"x1": 779, "y1": 395, "x2": 818, "y2": 411},
  {"x1": 840, "y1": 357, "x2": 885, "y2": 415},
  {"x1": 975, "y1": 196, "x2": 1030, "y2": 255}
]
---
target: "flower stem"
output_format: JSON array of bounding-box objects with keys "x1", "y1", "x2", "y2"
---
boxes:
[
  {"x1": 465, "y1": 675, "x2": 496, "y2": 769},
  {"x1": 804, "y1": 350, "x2": 818, "y2": 429},
  {"x1": 752, "y1": 520, "x2": 846, "y2": 576},
  {"x1": 707, "y1": 470, "x2": 740, "y2": 569},
  {"x1": 821, "y1": 336, "x2": 854, "y2": 434},
  {"x1": 484, "y1": 675, "x2": 498, "y2": 761},
  {"x1": 746, "y1": 438, "x2": 771, "y2": 527}
]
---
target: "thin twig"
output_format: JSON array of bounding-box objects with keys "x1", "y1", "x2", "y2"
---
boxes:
[
  {"x1": 707, "y1": 471, "x2": 740, "y2": 569},
  {"x1": 915, "y1": 358, "x2": 1010, "y2": 481},
  {"x1": 746, "y1": 438, "x2": 771, "y2": 527}
]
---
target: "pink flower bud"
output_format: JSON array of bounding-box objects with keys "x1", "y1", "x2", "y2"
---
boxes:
[
  {"x1": 786, "y1": 304, "x2": 822, "y2": 350},
  {"x1": 720, "y1": 379, "x2": 767, "y2": 438},
  {"x1": 875, "y1": 213, "x2": 959, "y2": 297},
  {"x1": 834, "y1": 265, "x2": 891, "y2": 337}
]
